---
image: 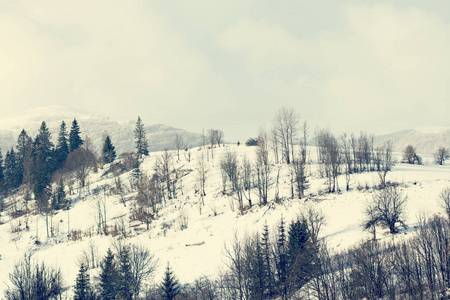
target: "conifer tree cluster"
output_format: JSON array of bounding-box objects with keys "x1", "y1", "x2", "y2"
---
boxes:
[
  {"x1": 81, "y1": 245, "x2": 159, "y2": 300},
  {"x1": 222, "y1": 216, "x2": 317, "y2": 299},
  {"x1": 0, "y1": 118, "x2": 90, "y2": 198},
  {"x1": 0, "y1": 118, "x2": 96, "y2": 236}
]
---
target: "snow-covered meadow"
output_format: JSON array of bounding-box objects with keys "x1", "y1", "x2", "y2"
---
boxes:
[{"x1": 0, "y1": 144, "x2": 449, "y2": 297}]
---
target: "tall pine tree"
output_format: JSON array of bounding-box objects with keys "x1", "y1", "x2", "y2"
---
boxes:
[
  {"x1": 275, "y1": 216, "x2": 288, "y2": 299},
  {"x1": 32, "y1": 122, "x2": 54, "y2": 215},
  {"x1": 74, "y1": 263, "x2": 94, "y2": 300},
  {"x1": 262, "y1": 221, "x2": 275, "y2": 298},
  {"x1": 118, "y1": 246, "x2": 133, "y2": 300},
  {"x1": 69, "y1": 118, "x2": 83, "y2": 153},
  {"x1": 248, "y1": 235, "x2": 265, "y2": 299},
  {"x1": 15, "y1": 129, "x2": 29, "y2": 185},
  {"x1": 134, "y1": 116, "x2": 149, "y2": 159},
  {"x1": 56, "y1": 121, "x2": 70, "y2": 168},
  {"x1": 51, "y1": 178, "x2": 68, "y2": 211},
  {"x1": 0, "y1": 148, "x2": 4, "y2": 206},
  {"x1": 160, "y1": 262, "x2": 180, "y2": 300},
  {"x1": 4, "y1": 149, "x2": 20, "y2": 194},
  {"x1": 19, "y1": 135, "x2": 34, "y2": 187},
  {"x1": 102, "y1": 135, "x2": 116, "y2": 164},
  {"x1": 100, "y1": 248, "x2": 119, "y2": 300},
  {"x1": 287, "y1": 217, "x2": 315, "y2": 291}
]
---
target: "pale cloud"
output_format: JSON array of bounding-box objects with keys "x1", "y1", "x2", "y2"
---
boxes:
[
  {"x1": 217, "y1": 3, "x2": 450, "y2": 133},
  {"x1": 0, "y1": 1, "x2": 229, "y2": 127},
  {"x1": 218, "y1": 19, "x2": 308, "y2": 71},
  {"x1": 346, "y1": 5, "x2": 450, "y2": 100},
  {"x1": 1, "y1": 1, "x2": 450, "y2": 142}
]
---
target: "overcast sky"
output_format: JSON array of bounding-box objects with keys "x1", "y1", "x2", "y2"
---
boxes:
[{"x1": 1, "y1": 1, "x2": 450, "y2": 142}]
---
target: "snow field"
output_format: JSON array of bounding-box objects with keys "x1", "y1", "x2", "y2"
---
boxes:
[{"x1": 0, "y1": 144, "x2": 449, "y2": 297}]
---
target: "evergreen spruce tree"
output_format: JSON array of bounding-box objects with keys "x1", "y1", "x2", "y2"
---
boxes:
[
  {"x1": 69, "y1": 118, "x2": 84, "y2": 153},
  {"x1": 74, "y1": 263, "x2": 94, "y2": 300},
  {"x1": 248, "y1": 236, "x2": 265, "y2": 299},
  {"x1": 51, "y1": 178, "x2": 67, "y2": 211},
  {"x1": 0, "y1": 148, "x2": 4, "y2": 206},
  {"x1": 102, "y1": 135, "x2": 116, "y2": 164},
  {"x1": 287, "y1": 218, "x2": 310, "y2": 260},
  {"x1": 15, "y1": 129, "x2": 29, "y2": 185},
  {"x1": 275, "y1": 216, "x2": 288, "y2": 299},
  {"x1": 4, "y1": 149, "x2": 20, "y2": 193},
  {"x1": 100, "y1": 248, "x2": 119, "y2": 300},
  {"x1": 160, "y1": 262, "x2": 180, "y2": 300},
  {"x1": 21, "y1": 136, "x2": 34, "y2": 187},
  {"x1": 32, "y1": 121, "x2": 54, "y2": 214},
  {"x1": 287, "y1": 217, "x2": 314, "y2": 290},
  {"x1": 132, "y1": 158, "x2": 141, "y2": 187},
  {"x1": 16, "y1": 129, "x2": 29, "y2": 158},
  {"x1": 134, "y1": 116, "x2": 149, "y2": 159},
  {"x1": 261, "y1": 221, "x2": 274, "y2": 298},
  {"x1": 56, "y1": 121, "x2": 70, "y2": 169},
  {"x1": 118, "y1": 246, "x2": 133, "y2": 300}
]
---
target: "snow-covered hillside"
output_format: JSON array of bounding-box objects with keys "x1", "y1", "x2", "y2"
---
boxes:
[
  {"x1": 1, "y1": 143, "x2": 449, "y2": 298},
  {"x1": 0, "y1": 106, "x2": 203, "y2": 155},
  {"x1": 375, "y1": 127, "x2": 450, "y2": 155}
]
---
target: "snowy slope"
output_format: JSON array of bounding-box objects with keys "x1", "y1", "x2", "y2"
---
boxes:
[
  {"x1": 0, "y1": 106, "x2": 203, "y2": 155},
  {"x1": 375, "y1": 127, "x2": 450, "y2": 155},
  {"x1": 1, "y1": 144, "x2": 450, "y2": 298}
]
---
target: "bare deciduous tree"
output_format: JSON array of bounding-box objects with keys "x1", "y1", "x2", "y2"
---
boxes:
[
  {"x1": 316, "y1": 129, "x2": 341, "y2": 193},
  {"x1": 358, "y1": 132, "x2": 371, "y2": 172},
  {"x1": 364, "y1": 186, "x2": 407, "y2": 234},
  {"x1": 154, "y1": 150, "x2": 174, "y2": 200},
  {"x1": 273, "y1": 107, "x2": 299, "y2": 164},
  {"x1": 216, "y1": 130, "x2": 224, "y2": 147},
  {"x1": 255, "y1": 129, "x2": 272, "y2": 205},
  {"x1": 173, "y1": 133, "x2": 186, "y2": 161},
  {"x1": 220, "y1": 152, "x2": 238, "y2": 191},
  {"x1": 439, "y1": 187, "x2": 450, "y2": 221},
  {"x1": 65, "y1": 147, "x2": 97, "y2": 193},
  {"x1": 302, "y1": 206, "x2": 325, "y2": 243},
  {"x1": 291, "y1": 157, "x2": 308, "y2": 199},
  {"x1": 435, "y1": 147, "x2": 450, "y2": 165},
  {"x1": 242, "y1": 156, "x2": 253, "y2": 207},
  {"x1": 270, "y1": 128, "x2": 279, "y2": 164},
  {"x1": 341, "y1": 133, "x2": 353, "y2": 191},
  {"x1": 207, "y1": 129, "x2": 217, "y2": 160},
  {"x1": 5, "y1": 254, "x2": 64, "y2": 300},
  {"x1": 129, "y1": 244, "x2": 158, "y2": 299},
  {"x1": 378, "y1": 141, "x2": 395, "y2": 187},
  {"x1": 113, "y1": 167, "x2": 127, "y2": 207},
  {"x1": 197, "y1": 152, "x2": 207, "y2": 210},
  {"x1": 403, "y1": 145, "x2": 421, "y2": 165},
  {"x1": 300, "y1": 121, "x2": 309, "y2": 163},
  {"x1": 135, "y1": 173, "x2": 157, "y2": 230}
]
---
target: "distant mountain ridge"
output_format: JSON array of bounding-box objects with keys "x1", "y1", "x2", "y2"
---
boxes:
[
  {"x1": 374, "y1": 128, "x2": 450, "y2": 155},
  {"x1": 0, "y1": 106, "x2": 203, "y2": 155},
  {"x1": 1, "y1": 106, "x2": 448, "y2": 156}
]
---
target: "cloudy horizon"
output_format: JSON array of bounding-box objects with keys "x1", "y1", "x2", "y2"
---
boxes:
[{"x1": 1, "y1": 1, "x2": 450, "y2": 142}]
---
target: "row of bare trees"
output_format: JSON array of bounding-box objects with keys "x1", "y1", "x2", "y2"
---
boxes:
[
  {"x1": 218, "y1": 129, "x2": 309, "y2": 213},
  {"x1": 316, "y1": 129, "x2": 395, "y2": 192},
  {"x1": 311, "y1": 214, "x2": 450, "y2": 300},
  {"x1": 269, "y1": 107, "x2": 309, "y2": 166}
]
